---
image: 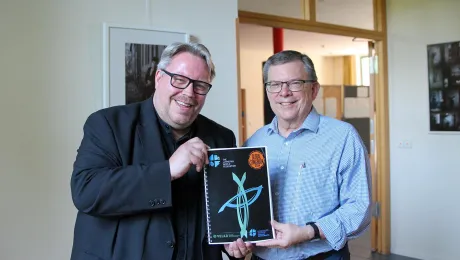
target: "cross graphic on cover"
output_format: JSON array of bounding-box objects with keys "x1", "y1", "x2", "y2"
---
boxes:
[{"x1": 218, "y1": 172, "x2": 263, "y2": 238}]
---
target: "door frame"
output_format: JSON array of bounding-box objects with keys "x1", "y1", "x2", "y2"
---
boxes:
[{"x1": 236, "y1": 0, "x2": 390, "y2": 254}]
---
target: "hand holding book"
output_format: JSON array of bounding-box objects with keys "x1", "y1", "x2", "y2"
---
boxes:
[
  {"x1": 169, "y1": 137, "x2": 210, "y2": 180},
  {"x1": 255, "y1": 220, "x2": 315, "y2": 249},
  {"x1": 224, "y1": 238, "x2": 254, "y2": 258}
]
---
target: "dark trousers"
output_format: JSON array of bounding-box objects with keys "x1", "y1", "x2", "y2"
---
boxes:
[{"x1": 251, "y1": 243, "x2": 350, "y2": 260}]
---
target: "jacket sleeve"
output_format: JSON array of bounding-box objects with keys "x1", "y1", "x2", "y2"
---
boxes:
[
  {"x1": 231, "y1": 130, "x2": 237, "y2": 148},
  {"x1": 70, "y1": 111, "x2": 172, "y2": 218}
]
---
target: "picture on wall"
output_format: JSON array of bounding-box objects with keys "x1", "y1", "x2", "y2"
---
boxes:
[
  {"x1": 103, "y1": 24, "x2": 189, "y2": 108},
  {"x1": 427, "y1": 40, "x2": 460, "y2": 132},
  {"x1": 125, "y1": 43, "x2": 166, "y2": 104}
]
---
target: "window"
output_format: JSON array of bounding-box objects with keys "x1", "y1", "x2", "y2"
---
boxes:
[{"x1": 360, "y1": 56, "x2": 370, "y2": 86}]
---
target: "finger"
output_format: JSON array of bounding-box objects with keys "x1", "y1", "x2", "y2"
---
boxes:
[
  {"x1": 255, "y1": 239, "x2": 281, "y2": 248},
  {"x1": 227, "y1": 242, "x2": 238, "y2": 257},
  {"x1": 189, "y1": 148, "x2": 205, "y2": 161},
  {"x1": 236, "y1": 238, "x2": 250, "y2": 256},
  {"x1": 223, "y1": 244, "x2": 232, "y2": 256},
  {"x1": 190, "y1": 143, "x2": 208, "y2": 159},
  {"x1": 189, "y1": 137, "x2": 208, "y2": 151},
  {"x1": 188, "y1": 137, "x2": 203, "y2": 143},
  {"x1": 271, "y1": 220, "x2": 283, "y2": 229},
  {"x1": 189, "y1": 154, "x2": 204, "y2": 172},
  {"x1": 201, "y1": 146, "x2": 209, "y2": 164},
  {"x1": 193, "y1": 156, "x2": 204, "y2": 172},
  {"x1": 189, "y1": 141, "x2": 207, "y2": 155},
  {"x1": 191, "y1": 142, "x2": 209, "y2": 159},
  {"x1": 205, "y1": 149, "x2": 209, "y2": 164},
  {"x1": 232, "y1": 248, "x2": 243, "y2": 258},
  {"x1": 245, "y1": 242, "x2": 255, "y2": 250}
]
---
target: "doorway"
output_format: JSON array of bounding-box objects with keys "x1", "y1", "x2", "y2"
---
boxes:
[
  {"x1": 235, "y1": 0, "x2": 390, "y2": 256},
  {"x1": 238, "y1": 24, "x2": 375, "y2": 259}
]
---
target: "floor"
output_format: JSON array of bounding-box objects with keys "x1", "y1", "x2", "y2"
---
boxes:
[
  {"x1": 223, "y1": 229, "x2": 421, "y2": 260},
  {"x1": 349, "y1": 229, "x2": 420, "y2": 260},
  {"x1": 349, "y1": 228, "x2": 372, "y2": 259}
]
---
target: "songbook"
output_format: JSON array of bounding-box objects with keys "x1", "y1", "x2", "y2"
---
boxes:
[{"x1": 204, "y1": 146, "x2": 274, "y2": 244}]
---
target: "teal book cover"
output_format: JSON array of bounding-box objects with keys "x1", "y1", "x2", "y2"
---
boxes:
[{"x1": 204, "y1": 146, "x2": 274, "y2": 244}]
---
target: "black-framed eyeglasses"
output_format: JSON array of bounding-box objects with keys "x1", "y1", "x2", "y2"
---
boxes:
[
  {"x1": 161, "y1": 69, "x2": 212, "y2": 95},
  {"x1": 265, "y1": 79, "x2": 316, "y2": 93}
]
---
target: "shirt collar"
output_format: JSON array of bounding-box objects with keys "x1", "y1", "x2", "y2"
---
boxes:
[
  {"x1": 155, "y1": 109, "x2": 196, "y2": 139},
  {"x1": 267, "y1": 106, "x2": 320, "y2": 135}
]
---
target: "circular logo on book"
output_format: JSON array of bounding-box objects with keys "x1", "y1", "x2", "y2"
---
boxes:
[{"x1": 248, "y1": 150, "x2": 265, "y2": 170}]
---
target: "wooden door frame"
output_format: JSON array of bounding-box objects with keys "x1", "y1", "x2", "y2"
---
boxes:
[{"x1": 236, "y1": 0, "x2": 390, "y2": 255}]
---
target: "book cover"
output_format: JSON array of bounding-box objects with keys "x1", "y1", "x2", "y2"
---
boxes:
[{"x1": 204, "y1": 146, "x2": 274, "y2": 244}]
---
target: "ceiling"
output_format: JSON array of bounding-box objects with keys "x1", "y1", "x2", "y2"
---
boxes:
[{"x1": 239, "y1": 23, "x2": 370, "y2": 56}]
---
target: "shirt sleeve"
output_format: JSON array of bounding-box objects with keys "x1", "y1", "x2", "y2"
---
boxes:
[{"x1": 315, "y1": 126, "x2": 372, "y2": 250}]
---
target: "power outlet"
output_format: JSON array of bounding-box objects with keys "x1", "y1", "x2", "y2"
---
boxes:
[{"x1": 398, "y1": 140, "x2": 412, "y2": 149}]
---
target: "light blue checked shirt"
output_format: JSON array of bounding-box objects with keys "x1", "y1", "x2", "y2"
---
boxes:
[{"x1": 244, "y1": 107, "x2": 371, "y2": 260}]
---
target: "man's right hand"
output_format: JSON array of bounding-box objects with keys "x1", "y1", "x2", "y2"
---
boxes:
[{"x1": 169, "y1": 137, "x2": 210, "y2": 181}]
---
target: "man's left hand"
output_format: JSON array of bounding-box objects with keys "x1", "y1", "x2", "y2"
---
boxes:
[
  {"x1": 224, "y1": 238, "x2": 254, "y2": 258},
  {"x1": 256, "y1": 220, "x2": 312, "y2": 249}
]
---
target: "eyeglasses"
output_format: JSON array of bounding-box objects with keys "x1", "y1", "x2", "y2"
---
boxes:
[
  {"x1": 265, "y1": 79, "x2": 316, "y2": 93},
  {"x1": 161, "y1": 69, "x2": 212, "y2": 95}
]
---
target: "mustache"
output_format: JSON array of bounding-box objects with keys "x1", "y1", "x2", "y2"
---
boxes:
[{"x1": 174, "y1": 95, "x2": 197, "y2": 106}]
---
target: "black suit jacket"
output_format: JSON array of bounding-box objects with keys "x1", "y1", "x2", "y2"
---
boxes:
[{"x1": 70, "y1": 99, "x2": 238, "y2": 260}]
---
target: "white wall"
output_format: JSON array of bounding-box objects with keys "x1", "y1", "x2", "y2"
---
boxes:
[
  {"x1": 0, "y1": 1, "x2": 238, "y2": 259},
  {"x1": 239, "y1": 25, "x2": 272, "y2": 137},
  {"x1": 387, "y1": 0, "x2": 460, "y2": 259},
  {"x1": 321, "y1": 56, "x2": 344, "y2": 85}
]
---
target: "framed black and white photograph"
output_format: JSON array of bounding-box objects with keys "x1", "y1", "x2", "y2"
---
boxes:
[
  {"x1": 427, "y1": 40, "x2": 460, "y2": 133},
  {"x1": 103, "y1": 24, "x2": 189, "y2": 107}
]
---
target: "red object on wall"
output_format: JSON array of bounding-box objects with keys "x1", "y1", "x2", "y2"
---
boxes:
[{"x1": 273, "y1": 27, "x2": 284, "y2": 53}]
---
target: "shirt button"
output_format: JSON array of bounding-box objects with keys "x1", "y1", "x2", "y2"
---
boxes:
[
  {"x1": 280, "y1": 166, "x2": 284, "y2": 170},
  {"x1": 284, "y1": 142, "x2": 289, "y2": 146},
  {"x1": 275, "y1": 192, "x2": 279, "y2": 196}
]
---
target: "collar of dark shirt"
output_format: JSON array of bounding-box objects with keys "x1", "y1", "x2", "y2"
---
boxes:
[
  {"x1": 154, "y1": 110, "x2": 197, "y2": 142},
  {"x1": 267, "y1": 105, "x2": 320, "y2": 135}
]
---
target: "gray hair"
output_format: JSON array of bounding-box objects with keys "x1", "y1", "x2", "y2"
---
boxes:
[
  {"x1": 263, "y1": 50, "x2": 318, "y2": 83},
  {"x1": 157, "y1": 42, "x2": 216, "y2": 81}
]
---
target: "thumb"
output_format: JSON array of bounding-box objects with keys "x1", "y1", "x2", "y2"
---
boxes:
[{"x1": 271, "y1": 220, "x2": 282, "y2": 229}]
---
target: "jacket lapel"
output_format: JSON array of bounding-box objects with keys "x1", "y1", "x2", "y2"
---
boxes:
[
  {"x1": 136, "y1": 107, "x2": 216, "y2": 243},
  {"x1": 137, "y1": 99, "x2": 166, "y2": 164},
  {"x1": 195, "y1": 117, "x2": 217, "y2": 149}
]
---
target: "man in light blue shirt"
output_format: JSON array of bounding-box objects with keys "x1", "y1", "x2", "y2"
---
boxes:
[{"x1": 244, "y1": 50, "x2": 371, "y2": 260}]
